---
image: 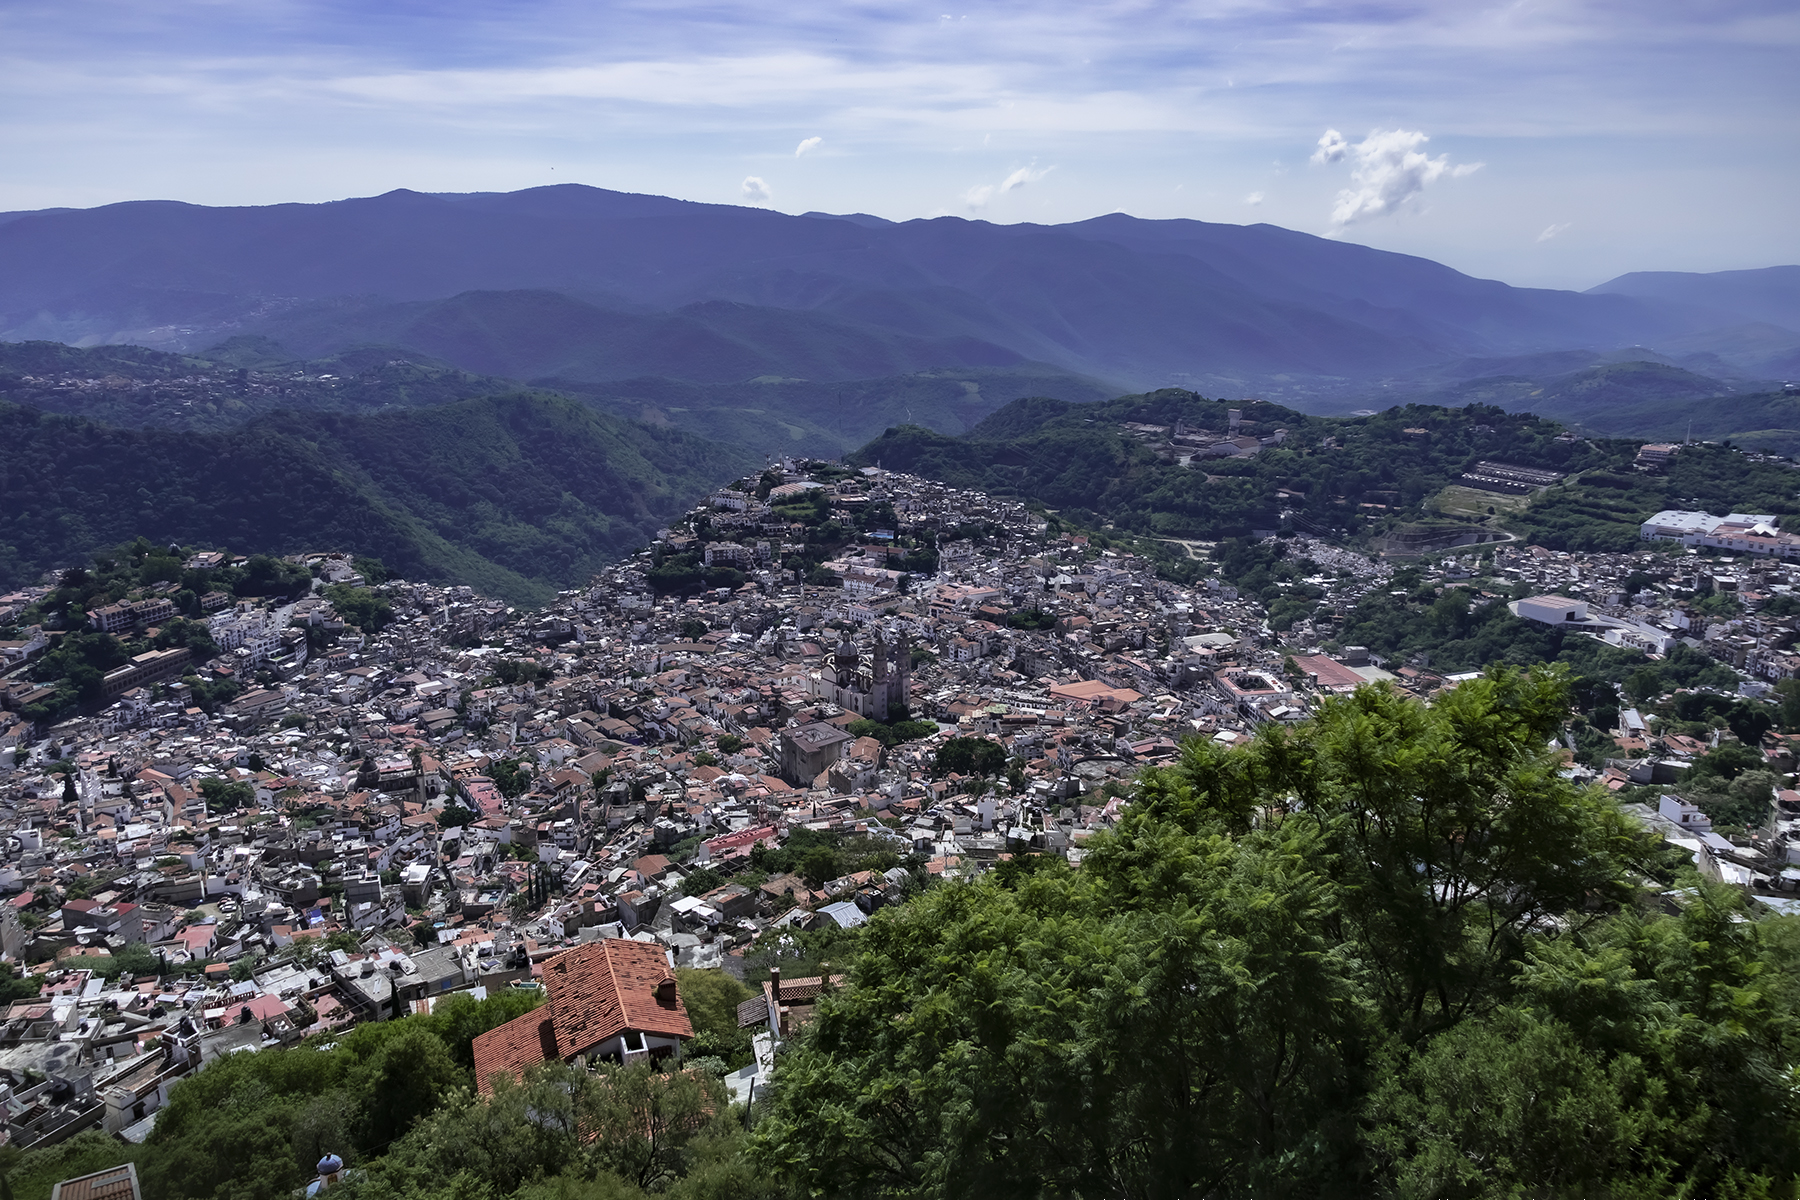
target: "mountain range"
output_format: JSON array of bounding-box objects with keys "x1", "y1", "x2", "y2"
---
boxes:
[
  {"x1": 3, "y1": 185, "x2": 1796, "y2": 406},
  {"x1": 4, "y1": 183, "x2": 1800, "y2": 603}
]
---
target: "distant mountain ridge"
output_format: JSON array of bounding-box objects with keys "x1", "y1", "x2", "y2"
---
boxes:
[{"x1": 4, "y1": 184, "x2": 1795, "y2": 401}]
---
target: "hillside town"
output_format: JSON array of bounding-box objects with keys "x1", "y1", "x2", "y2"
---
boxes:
[{"x1": 4, "y1": 459, "x2": 1800, "y2": 1153}]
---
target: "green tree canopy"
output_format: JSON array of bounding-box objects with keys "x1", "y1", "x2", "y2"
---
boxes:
[
  {"x1": 931, "y1": 735, "x2": 1006, "y2": 778},
  {"x1": 751, "y1": 668, "x2": 1791, "y2": 1198}
]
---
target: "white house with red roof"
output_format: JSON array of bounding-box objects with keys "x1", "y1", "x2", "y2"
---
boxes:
[{"x1": 471, "y1": 939, "x2": 691, "y2": 1092}]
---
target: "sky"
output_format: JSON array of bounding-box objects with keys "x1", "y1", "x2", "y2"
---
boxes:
[{"x1": 3, "y1": 0, "x2": 1796, "y2": 290}]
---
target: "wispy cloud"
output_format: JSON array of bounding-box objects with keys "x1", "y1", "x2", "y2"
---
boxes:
[
  {"x1": 1001, "y1": 163, "x2": 1051, "y2": 191},
  {"x1": 961, "y1": 161, "x2": 1053, "y2": 211},
  {"x1": 794, "y1": 136, "x2": 821, "y2": 156},
  {"x1": 1313, "y1": 128, "x2": 1482, "y2": 232},
  {"x1": 1245, "y1": 191, "x2": 1264, "y2": 206},
  {"x1": 741, "y1": 175, "x2": 771, "y2": 204},
  {"x1": 1537, "y1": 222, "x2": 1572, "y2": 242}
]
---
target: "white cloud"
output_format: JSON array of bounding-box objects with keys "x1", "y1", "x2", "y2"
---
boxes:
[
  {"x1": 1000, "y1": 162, "x2": 1051, "y2": 191},
  {"x1": 1314, "y1": 128, "x2": 1482, "y2": 231},
  {"x1": 795, "y1": 136, "x2": 821, "y2": 156},
  {"x1": 963, "y1": 161, "x2": 1052, "y2": 210},
  {"x1": 1537, "y1": 221, "x2": 1572, "y2": 242},
  {"x1": 1245, "y1": 191, "x2": 1264, "y2": 205},
  {"x1": 741, "y1": 175, "x2": 771, "y2": 204}
]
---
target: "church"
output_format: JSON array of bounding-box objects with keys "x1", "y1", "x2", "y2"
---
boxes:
[{"x1": 813, "y1": 629, "x2": 911, "y2": 720}]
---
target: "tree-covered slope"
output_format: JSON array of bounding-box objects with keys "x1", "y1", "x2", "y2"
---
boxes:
[
  {"x1": 1, "y1": 338, "x2": 1115, "y2": 464},
  {"x1": 236, "y1": 289, "x2": 1030, "y2": 385},
  {"x1": 0, "y1": 338, "x2": 526, "y2": 432},
  {"x1": 554, "y1": 365, "x2": 1115, "y2": 461},
  {"x1": 0, "y1": 393, "x2": 752, "y2": 604},
  {"x1": 1508, "y1": 441, "x2": 1800, "y2": 552},
  {"x1": 853, "y1": 391, "x2": 1607, "y2": 541}
]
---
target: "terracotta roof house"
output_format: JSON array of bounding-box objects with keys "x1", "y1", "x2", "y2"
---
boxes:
[
  {"x1": 472, "y1": 939, "x2": 692, "y2": 1092},
  {"x1": 50, "y1": 1164, "x2": 141, "y2": 1200}
]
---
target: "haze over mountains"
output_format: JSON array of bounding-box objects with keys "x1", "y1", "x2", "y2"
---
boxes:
[
  {"x1": 2, "y1": 184, "x2": 1797, "y2": 408},
  {"x1": 5, "y1": 182, "x2": 1800, "y2": 601}
]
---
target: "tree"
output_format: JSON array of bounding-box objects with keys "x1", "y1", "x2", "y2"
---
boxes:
[
  {"x1": 199, "y1": 776, "x2": 254, "y2": 812},
  {"x1": 679, "y1": 867, "x2": 724, "y2": 897},
  {"x1": 752, "y1": 668, "x2": 1700, "y2": 1198},
  {"x1": 366, "y1": 1062, "x2": 727, "y2": 1197},
  {"x1": 932, "y1": 736, "x2": 1006, "y2": 778},
  {"x1": 675, "y1": 967, "x2": 754, "y2": 1064},
  {"x1": 582, "y1": 1062, "x2": 727, "y2": 1192},
  {"x1": 491, "y1": 758, "x2": 532, "y2": 799},
  {"x1": 324, "y1": 584, "x2": 393, "y2": 634},
  {"x1": 753, "y1": 817, "x2": 1360, "y2": 1197},
  {"x1": 348, "y1": 1026, "x2": 462, "y2": 1150},
  {"x1": 437, "y1": 803, "x2": 476, "y2": 829}
]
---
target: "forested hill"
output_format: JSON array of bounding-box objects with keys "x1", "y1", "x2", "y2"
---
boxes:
[
  {"x1": 0, "y1": 338, "x2": 1114, "y2": 461},
  {"x1": 852, "y1": 391, "x2": 1612, "y2": 542},
  {"x1": 0, "y1": 393, "x2": 751, "y2": 605},
  {"x1": 0, "y1": 338, "x2": 528, "y2": 432}
]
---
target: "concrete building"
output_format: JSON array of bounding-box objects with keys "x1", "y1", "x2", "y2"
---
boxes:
[{"x1": 1515, "y1": 595, "x2": 1590, "y2": 624}]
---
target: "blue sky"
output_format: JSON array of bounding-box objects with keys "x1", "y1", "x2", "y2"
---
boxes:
[{"x1": 3, "y1": 0, "x2": 1795, "y2": 288}]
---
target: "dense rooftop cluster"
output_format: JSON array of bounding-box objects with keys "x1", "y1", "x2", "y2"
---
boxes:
[{"x1": 7, "y1": 458, "x2": 1800, "y2": 1157}]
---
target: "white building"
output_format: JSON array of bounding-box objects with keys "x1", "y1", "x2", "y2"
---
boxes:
[
  {"x1": 1659, "y1": 794, "x2": 1713, "y2": 833},
  {"x1": 1515, "y1": 595, "x2": 1589, "y2": 624},
  {"x1": 1642, "y1": 510, "x2": 1800, "y2": 558}
]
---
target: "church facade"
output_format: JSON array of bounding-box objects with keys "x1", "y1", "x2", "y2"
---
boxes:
[{"x1": 813, "y1": 630, "x2": 911, "y2": 721}]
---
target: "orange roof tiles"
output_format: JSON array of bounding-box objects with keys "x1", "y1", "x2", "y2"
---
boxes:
[
  {"x1": 471, "y1": 1008, "x2": 558, "y2": 1094},
  {"x1": 469, "y1": 940, "x2": 693, "y2": 1093},
  {"x1": 545, "y1": 940, "x2": 692, "y2": 1061}
]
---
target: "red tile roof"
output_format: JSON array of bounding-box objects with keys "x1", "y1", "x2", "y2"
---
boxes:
[
  {"x1": 471, "y1": 1008, "x2": 558, "y2": 1094},
  {"x1": 469, "y1": 940, "x2": 693, "y2": 1093},
  {"x1": 546, "y1": 939, "x2": 691, "y2": 1061}
]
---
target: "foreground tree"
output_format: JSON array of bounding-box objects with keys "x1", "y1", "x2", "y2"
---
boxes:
[{"x1": 753, "y1": 668, "x2": 1800, "y2": 1198}]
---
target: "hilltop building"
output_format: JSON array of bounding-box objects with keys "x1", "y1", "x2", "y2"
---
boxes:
[{"x1": 1641, "y1": 511, "x2": 1800, "y2": 557}]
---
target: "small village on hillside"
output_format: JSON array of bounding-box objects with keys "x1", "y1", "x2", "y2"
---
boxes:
[{"x1": 4, "y1": 456, "x2": 1800, "y2": 1154}]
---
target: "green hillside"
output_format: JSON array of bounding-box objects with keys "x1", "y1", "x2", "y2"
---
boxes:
[
  {"x1": 1508, "y1": 444, "x2": 1800, "y2": 551},
  {"x1": 236, "y1": 289, "x2": 1030, "y2": 384},
  {"x1": 853, "y1": 391, "x2": 1608, "y2": 541},
  {"x1": 0, "y1": 393, "x2": 752, "y2": 605},
  {"x1": 854, "y1": 390, "x2": 1800, "y2": 565},
  {"x1": 0, "y1": 338, "x2": 525, "y2": 432},
  {"x1": 552, "y1": 364, "x2": 1116, "y2": 460},
  {"x1": 0, "y1": 339, "x2": 1115, "y2": 463}
]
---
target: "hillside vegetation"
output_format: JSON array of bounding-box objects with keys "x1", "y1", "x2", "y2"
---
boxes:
[
  {"x1": 1509, "y1": 441, "x2": 1800, "y2": 551},
  {"x1": 854, "y1": 391, "x2": 1800, "y2": 563},
  {"x1": 0, "y1": 393, "x2": 750, "y2": 605},
  {"x1": 0, "y1": 339, "x2": 525, "y2": 432},
  {"x1": 854, "y1": 392, "x2": 1609, "y2": 542}
]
